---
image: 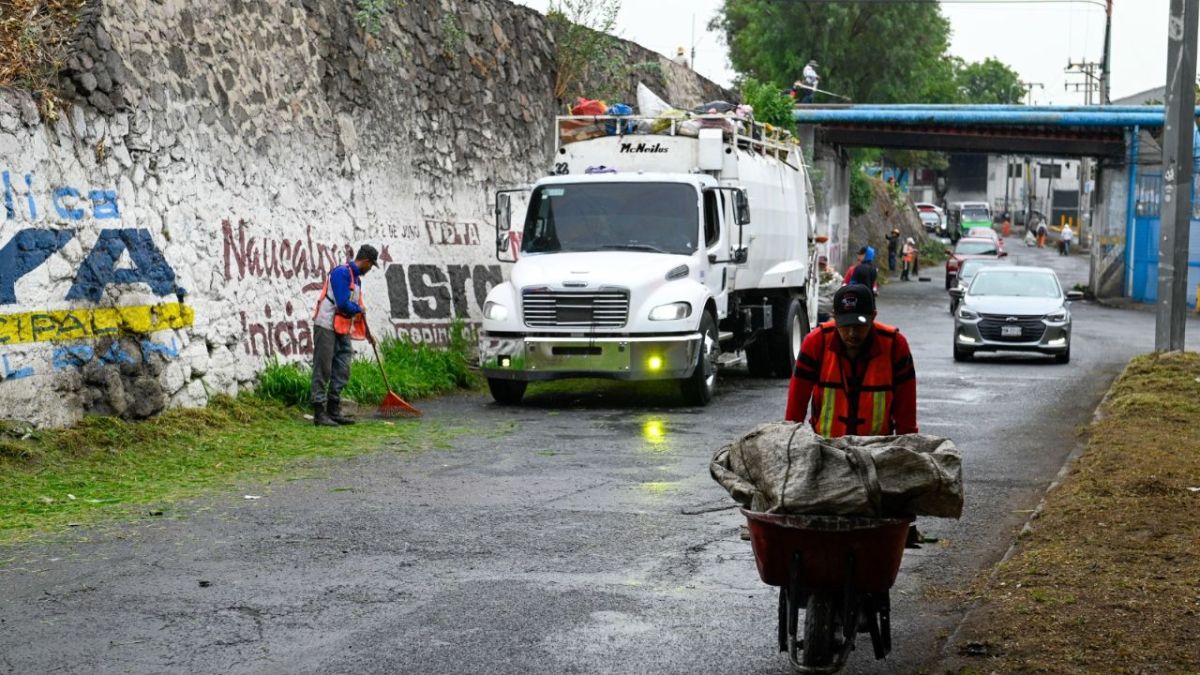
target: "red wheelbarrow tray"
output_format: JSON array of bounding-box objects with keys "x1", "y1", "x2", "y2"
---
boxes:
[{"x1": 741, "y1": 509, "x2": 914, "y2": 593}]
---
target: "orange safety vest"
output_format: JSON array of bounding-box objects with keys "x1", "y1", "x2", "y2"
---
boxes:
[
  {"x1": 810, "y1": 321, "x2": 900, "y2": 437},
  {"x1": 312, "y1": 264, "x2": 368, "y2": 341}
]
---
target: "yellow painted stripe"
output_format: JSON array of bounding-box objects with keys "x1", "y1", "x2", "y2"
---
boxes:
[{"x1": 0, "y1": 303, "x2": 194, "y2": 346}]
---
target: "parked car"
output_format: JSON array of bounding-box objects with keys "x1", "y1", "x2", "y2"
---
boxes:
[
  {"x1": 949, "y1": 258, "x2": 1011, "y2": 313},
  {"x1": 965, "y1": 227, "x2": 1005, "y2": 253},
  {"x1": 944, "y1": 237, "x2": 1007, "y2": 289},
  {"x1": 915, "y1": 202, "x2": 947, "y2": 235},
  {"x1": 950, "y1": 266, "x2": 1083, "y2": 363}
]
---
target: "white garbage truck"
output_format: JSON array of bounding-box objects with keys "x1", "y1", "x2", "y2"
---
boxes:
[{"x1": 479, "y1": 114, "x2": 820, "y2": 405}]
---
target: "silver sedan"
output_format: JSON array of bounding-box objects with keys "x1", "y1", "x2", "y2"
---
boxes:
[{"x1": 949, "y1": 266, "x2": 1083, "y2": 363}]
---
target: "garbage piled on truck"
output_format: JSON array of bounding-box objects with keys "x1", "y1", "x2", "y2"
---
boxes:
[
  {"x1": 557, "y1": 83, "x2": 800, "y2": 154},
  {"x1": 710, "y1": 423, "x2": 963, "y2": 519}
]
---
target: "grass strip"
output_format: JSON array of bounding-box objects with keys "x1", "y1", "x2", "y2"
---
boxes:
[
  {"x1": 0, "y1": 396, "x2": 431, "y2": 545},
  {"x1": 946, "y1": 351, "x2": 1200, "y2": 673}
]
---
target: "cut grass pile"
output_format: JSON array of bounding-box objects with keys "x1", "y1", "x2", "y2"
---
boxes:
[
  {"x1": 0, "y1": 0, "x2": 84, "y2": 113},
  {"x1": 256, "y1": 327, "x2": 475, "y2": 407},
  {"x1": 946, "y1": 351, "x2": 1200, "y2": 673},
  {"x1": 0, "y1": 395, "x2": 430, "y2": 545}
]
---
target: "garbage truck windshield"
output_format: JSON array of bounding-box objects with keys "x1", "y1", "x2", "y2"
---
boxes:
[{"x1": 521, "y1": 182, "x2": 699, "y2": 256}]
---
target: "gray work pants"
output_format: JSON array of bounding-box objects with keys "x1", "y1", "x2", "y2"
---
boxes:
[{"x1": 311, "y1": 325, "x2": 353, "y2": 406}]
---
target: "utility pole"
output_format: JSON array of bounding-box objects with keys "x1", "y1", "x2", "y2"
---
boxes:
[
  {"x1": 1155, "y1": 0, "x2": 1198, "y2": 351},
  {"x1": 1101, "y1": 0, "x2": 1113, "y2": 104},
  {"x1": 1019, "y1": 81, "x2": 1045, "y2": 106},
  {"x1": 1065, "y1": 60, "x2": 1103, "y2": 105}
]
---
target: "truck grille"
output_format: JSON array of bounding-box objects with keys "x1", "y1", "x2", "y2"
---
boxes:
[
  {"x1": 978, "y1": 315, "x2": 1046, "y2": 342},
  {"x1": 522, "y1": 289, "x2": 630, "y2": 328}
]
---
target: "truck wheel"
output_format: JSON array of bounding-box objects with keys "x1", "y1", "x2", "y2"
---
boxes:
[
  {"x1": 769, "y1": 298, "x2": 809, "y2": 378},
  {"x1": 487, "y1": 378, "x2": 527, "y2": 405},
  {"x1": 681, "y1": 312, "x2": 718, "y2": 406}
]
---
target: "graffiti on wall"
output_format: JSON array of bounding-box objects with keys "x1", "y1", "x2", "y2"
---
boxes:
[{"x1": 0, "y1": 172, "x2": 191, "y2": 387}]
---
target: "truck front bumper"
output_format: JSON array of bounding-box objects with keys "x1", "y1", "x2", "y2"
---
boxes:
[{"x1": 479, "y1": 334, "x2": 702, "y2": 381}]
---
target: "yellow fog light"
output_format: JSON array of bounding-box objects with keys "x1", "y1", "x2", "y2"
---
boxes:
[
  {"x1": 647, "y1": 356, "x2": 664, "y2": 371},
  {"x1": 499, "y1": 356, "x2": 511, "y2": 368}
]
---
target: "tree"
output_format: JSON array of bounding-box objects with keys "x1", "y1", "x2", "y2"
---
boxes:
[
  {"x1": 546, "y1": 0, "x2": 622, "y2": 101},
  {"x1": 957, "y1": 58, "x2": 1024, "y2": 104},
  {"x1": 714, "y1": 1, "x2": 953, "y2": 104}
]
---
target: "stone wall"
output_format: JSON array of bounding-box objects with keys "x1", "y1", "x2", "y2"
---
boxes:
[{"x1": 0, "y1": 0, "x2": 728, "y2": 427}]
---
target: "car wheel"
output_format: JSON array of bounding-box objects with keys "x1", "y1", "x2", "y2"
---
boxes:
[
  {"x1": 953, "y1": 342, "x2": 973, "y2": 362},
  {"x1": 1054, "y1": 343, "x2": 1071, "y2": 364}
]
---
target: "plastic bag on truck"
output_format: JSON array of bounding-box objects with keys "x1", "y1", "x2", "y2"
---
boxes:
[
  {"x1": 636, "y1": 82, "x2": 672, "y2": 118},
  {"x1": 571, "y1": 97, "x2": 607, "y2": 116},
  {"x1": 710, "y1": 423, "x2": 963, "y2": 519},
  {"x1": 650, "y1": 108, "x2": 688, "y2": 134},
  {"x1": 605, "y1": 103, "x2": 635, "y2": 135}
]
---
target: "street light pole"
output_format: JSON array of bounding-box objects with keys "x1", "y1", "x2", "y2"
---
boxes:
[{"x1": 1155, "y1": 0, "x2": 1198, "y2": 351}]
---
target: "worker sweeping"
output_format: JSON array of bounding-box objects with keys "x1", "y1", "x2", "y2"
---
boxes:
[{"x1": 310, "y1": 244, "x2": 378, "y2": 427}]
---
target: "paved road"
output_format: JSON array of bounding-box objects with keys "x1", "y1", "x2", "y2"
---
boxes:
[{"x1": 2, "y1": 241, "x2": 1197, "y2": 675}]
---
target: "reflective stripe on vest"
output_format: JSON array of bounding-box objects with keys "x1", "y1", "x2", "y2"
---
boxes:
[
  {"x1": 312, "y1": 264, "x2": 367, "y2": 340},
  {"x1": 811, "y1": 323, "x2": 898, "y2": 438}
]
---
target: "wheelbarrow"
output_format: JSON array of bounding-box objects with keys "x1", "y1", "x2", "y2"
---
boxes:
[{"x1": 741, "y1": 509, "x2": 914, "y2": 674}]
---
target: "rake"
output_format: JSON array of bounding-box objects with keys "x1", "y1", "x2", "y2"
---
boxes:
[{"x1": 365, "y1": 326, "x2": 422, "y2": 418}]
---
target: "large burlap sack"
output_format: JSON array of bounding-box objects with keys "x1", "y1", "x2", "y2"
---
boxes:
[{"x1": 710, "y1": 423, "x2": 963, "y2": 518}]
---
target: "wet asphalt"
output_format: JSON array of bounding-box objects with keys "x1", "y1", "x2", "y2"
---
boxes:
[{"x1": 2, "y1": 240, "x2": 1198, "y2": 675}]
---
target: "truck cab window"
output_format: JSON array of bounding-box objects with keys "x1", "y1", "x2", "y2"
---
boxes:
[
  {"x1": 703, "y1": 191, "x2": 721, "y2": 248},
  {"x1": 521, "y1": 183, "x2": 700, "y2": 256}
]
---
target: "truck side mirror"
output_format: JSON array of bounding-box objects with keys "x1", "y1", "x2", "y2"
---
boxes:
[
  {"x1": 732, "y1": 247, "x2": 749, "y2": 264},
  {"x1": 494, "y1": 189, "x2": 525, "y2": 263},
  {"x1": 495, "y1": 193, "x2": 513, "y2": 233},
  {"x1": 736, "y1": 190, "x2": 751, "y2": 226}
]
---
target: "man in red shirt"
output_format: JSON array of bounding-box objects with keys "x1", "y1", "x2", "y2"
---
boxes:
[{"x1": 785, "y1": 284, "x2": 917, "y2": 437}]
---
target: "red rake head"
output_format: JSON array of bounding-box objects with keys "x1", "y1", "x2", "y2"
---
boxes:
[{"x1": 378, "y1": 391, "x2": 421, "y2": 417}]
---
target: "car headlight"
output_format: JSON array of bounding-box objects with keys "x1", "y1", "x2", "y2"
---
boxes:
[
  {"x1": 1044, "y1": 310, "x2": 1068, "y2": 322},
  {"x1": 957, "y1": 307, "x2": 979, "y2": 321},
  {"x1": 649, "y1": 302, "x2": 692, "y2": 321},
  {"x1": 484, "y1": 301, "x2": 509, "y2": 321}
]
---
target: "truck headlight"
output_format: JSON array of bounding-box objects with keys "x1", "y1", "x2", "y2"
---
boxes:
[
  {"x1": 484, "y1": 301, "x2": 509, "y2": 321},
  {"x1": 649, "y1": 302, "x2": 692, "y2": 321}
]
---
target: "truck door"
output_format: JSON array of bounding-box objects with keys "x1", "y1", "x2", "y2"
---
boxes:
[{"x1": 703, "y1": 189, "x2": 730, "y2": 319}]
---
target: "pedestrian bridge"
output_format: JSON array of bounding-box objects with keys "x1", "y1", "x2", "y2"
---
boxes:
[{"x1": 794, "y1": 105, "x2": 1200, "y2": 306}]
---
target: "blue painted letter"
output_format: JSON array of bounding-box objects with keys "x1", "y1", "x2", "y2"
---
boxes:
[
  {"x1": 53, "y1": 187, "x2": 85, "y2": 221},
  {"x1": 66, "y1": 229, "x2": 178, "y2": 302},
  {"x1": 0, "y1": 229, "x2": 76, "y2": 305}
]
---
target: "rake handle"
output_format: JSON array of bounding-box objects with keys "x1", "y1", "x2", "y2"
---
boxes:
[{"x1": 365, "y1": 325, "x2": 395, "y2": 394}]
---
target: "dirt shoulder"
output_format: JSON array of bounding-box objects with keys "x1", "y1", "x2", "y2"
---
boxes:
[{"x1": 941, "y1": 351, "x2": 1200, "y2": 673}]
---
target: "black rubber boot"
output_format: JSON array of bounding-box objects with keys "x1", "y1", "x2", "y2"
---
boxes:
[
  {"x1": 327, "y1": 401, "x2": 356, "y2": 426},
  {"x1": 313, "y1": 404, "x2": 339, "y2": 427}
]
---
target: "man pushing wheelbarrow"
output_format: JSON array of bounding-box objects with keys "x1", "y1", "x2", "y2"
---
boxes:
[{"x1": 710, "y1": 285, "x2": 963, "y2": 673}]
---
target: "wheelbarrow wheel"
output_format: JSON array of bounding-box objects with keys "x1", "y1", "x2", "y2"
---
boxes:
[{"x1": 802, "y1": 590, "x2": 837, "y2": 668}]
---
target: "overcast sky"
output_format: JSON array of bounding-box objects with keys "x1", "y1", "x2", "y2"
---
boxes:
[{"x1": 511, "y1": 0, "x2": 1188, "y2": 104}]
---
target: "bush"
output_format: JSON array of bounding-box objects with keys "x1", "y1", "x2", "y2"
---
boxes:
[
  {"x1": 918, "y1": 237, "x2": 949, "y2": 265},
  {"x1": 850, "y1": 163, "x2": 874, "y2": 217},
  {"x1": 740, "y1": 78, "x2": 796, "y2": 130},
  {"x1": 256, "y1": 321, "x2": 476, "y2": 407}
]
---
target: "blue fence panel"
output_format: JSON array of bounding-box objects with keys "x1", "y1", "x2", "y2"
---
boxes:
[{"x1": 1130, "y1": 172, "x2": 1200, "y2": 306}]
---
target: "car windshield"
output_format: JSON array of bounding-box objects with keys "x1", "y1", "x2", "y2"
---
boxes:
[
  {"x1": 955, "y1": 240, "x2": 998, "y2": 256},
  {"x1": 522, "y1": 182, "x2": 698, "y2": 255},
  {"x1": 962, "y1": 208, "x2": 990, "y2": 221},
  {"x1": 969, "y1": 271, "x2": 1061, "y2": 298},
  {"x1": 921, "y1": 213, "x2": 939, "y2": 223}
]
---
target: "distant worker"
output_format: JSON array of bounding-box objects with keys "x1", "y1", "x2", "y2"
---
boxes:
[
  {"x1": 1060, "y1": 223, "x2": 1074, "y2": 256},
  {"x1": 785, "y1": 284, "x2": 918, "y2": 437},
  {"x1": 885, "y1": 228, "x2": 901, "y2": 275},
  {"x1": 800, "y1": 60, "x2": 820, "y2": 104},
  {"x1": 1036, "y1": 220, "x2": 1048, "y2": 249},
  {"x1": 311, "y1": 245, "x2": 379, "y2": 427},
  {"x1": 844, "y1": 246, "x2": 879, "y2": 293},
  {"x1": 673, "y1": 46, "x2": 689, "y2": 68},
  {"x1": 901, "y1": 237, "x2": 917, "y2": 281}
]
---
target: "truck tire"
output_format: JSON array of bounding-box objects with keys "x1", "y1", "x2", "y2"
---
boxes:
[
  {"x1": 769, "y1": 298, "x2": 809, "y2": 378},
  {"x1": 487, "y1": 378, "x2": 527, "y2": 405},
  {"x1": 681, "y1": 312, "x2": 719, "y2": 406}
]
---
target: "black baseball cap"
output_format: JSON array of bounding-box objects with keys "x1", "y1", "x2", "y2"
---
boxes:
[{"x1": 833, "y1": 284, "x2": 876, "y2": 327}]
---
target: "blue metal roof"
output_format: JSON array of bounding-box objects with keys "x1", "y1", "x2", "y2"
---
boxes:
[{"x1": 793, "y1": 105, "x2": 1200, "y2": 128}]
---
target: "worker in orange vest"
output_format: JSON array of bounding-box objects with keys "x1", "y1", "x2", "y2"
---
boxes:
[
  {"x1": 785, "y1": 284, "x2": 918, "y2": 437},
  {"x1": 310, "y1": 245, "x2": 378, "y2": 427}
]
